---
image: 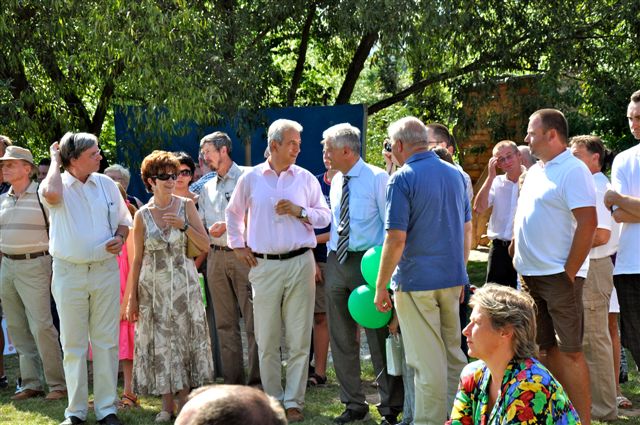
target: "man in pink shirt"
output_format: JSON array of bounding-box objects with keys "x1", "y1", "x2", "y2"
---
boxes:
[{"x1": 226, "y1": 119, "x2": 331, "y2": 423}]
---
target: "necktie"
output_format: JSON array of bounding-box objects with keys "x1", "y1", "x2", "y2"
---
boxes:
[{"x1": 336, "y1": 176, "x2": 351, "y2": 264}]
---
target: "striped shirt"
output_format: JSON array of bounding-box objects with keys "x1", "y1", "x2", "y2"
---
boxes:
[{"x1": 0, "y1": 181, "x2": 49, "y2": 254}]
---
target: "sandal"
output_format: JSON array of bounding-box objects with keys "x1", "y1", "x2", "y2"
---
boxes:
[
  {"x1": 155, "y1": 410, "x2": 174, "y2": 423},
  {"x1": 307, "y1": 372, "x2": 327, "y2": 387},
  {"x1": 617, "y1": 395, "x2": 633, "y2": 409},
  {"x1": 118, "y1": 392, "x2": 139, "y2": 409}
]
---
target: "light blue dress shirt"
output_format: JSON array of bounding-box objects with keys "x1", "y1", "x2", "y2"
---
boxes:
[{"x1": 328, "y1": 158, "x2": 389, "y2": 252}]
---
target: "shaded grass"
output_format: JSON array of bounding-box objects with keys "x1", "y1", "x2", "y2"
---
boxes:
[{"x1": 2, "y1": 258, "x2": 639, "y2": 424}]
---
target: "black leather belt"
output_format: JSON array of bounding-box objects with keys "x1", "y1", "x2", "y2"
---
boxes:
[
  {"x1": 211, "y1": 244, "x2": 233, "y2": 252},
  {"x1": 493, "y1": 239, "x2": 511, "y2": 247},
  {"x1": 252, "y1": 247, "x2": 310, "y2": 260},
  {"x1": 2, "y1": 251, "x2": 49, "y2": 260}
]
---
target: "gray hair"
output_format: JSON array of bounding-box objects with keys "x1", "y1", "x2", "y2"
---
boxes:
[
  {"x1": 322, "y1": 123, "x2": 361, "y2": 154},
  {"x1": 104, "y1": 164, "x2": 131, "y2": 187},
  {"x1": 387, "y1": 117, "x2": 429, "y2": 146},
  {"x1": 268, "y1": 119, "x2": 303, "y2": 145},
  {"x1": 200, "y1": 131, "x2": 233, "y2": 153},
  {"x1": 59, "y1": 132, "x2": 98, "y2": 168},
  {"x1": 469, "y1": 284, "x2": 538, "y2": 360}
]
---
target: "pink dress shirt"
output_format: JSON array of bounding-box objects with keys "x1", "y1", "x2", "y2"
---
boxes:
[{"x1": 226, "y1": 161, "x2": 331, "y2": 254}]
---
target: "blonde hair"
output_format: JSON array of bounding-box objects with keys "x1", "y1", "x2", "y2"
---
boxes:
[{"x1": 470, "y1": 284, "x2": 538, "y2": 360}]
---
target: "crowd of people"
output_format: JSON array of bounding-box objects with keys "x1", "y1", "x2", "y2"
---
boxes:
[{"x1": 0, "y1": 89, "x2": 638, "y2": 425}]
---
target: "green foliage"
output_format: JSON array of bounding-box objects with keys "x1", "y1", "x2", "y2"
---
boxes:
[{"x1": 1, "y1": 0, "x2": 638, "y2": 163}]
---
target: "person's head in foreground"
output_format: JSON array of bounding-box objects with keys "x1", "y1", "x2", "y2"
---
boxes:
[
  {"x1": 447, "y1": 284, "x2": 581, "y2": 425},
  {"x1": 175, "y1": 385, "x2": 287, "y2": 425}
]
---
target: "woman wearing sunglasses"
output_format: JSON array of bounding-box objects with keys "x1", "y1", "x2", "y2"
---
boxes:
[
  {"x1": 173, "y1": 151, "x2": 198, "y2": 204},
  {"x1": 123, "y1": 150, "x2": 213, "y2": 422}
]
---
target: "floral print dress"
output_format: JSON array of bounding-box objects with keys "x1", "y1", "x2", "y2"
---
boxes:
[
  {"x1": 132, "y1": 199, "x2": 214, "y2": 395},
  {"x1": 447, "y1": 358, "x2": 581, "y2": 425}
]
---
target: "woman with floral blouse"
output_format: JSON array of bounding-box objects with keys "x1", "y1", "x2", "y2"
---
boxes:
[{"x1": 447, "y1": 284, "x2": 581, "y2": 425}]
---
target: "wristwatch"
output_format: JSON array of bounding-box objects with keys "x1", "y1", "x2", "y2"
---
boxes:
[
  {"x1": 180, "y1": 222, "x2": 189, "y2": 232},
  {"x1": 298, "y1": 208, "x2": 308, "y2": 220}
]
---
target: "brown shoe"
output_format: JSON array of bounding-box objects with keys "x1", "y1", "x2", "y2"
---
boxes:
[
  {"x1": 286, "y1": 408, "x2": 304, "y2": 423},
  {"x1": 11, "y1": 389, "x2": 45, "y2": 400},
  {"x1": 45, "y1": 389, "x2": 68, "y2": 401}
]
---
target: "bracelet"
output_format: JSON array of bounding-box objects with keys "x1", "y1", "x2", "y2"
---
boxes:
[
  {"x1": 180, "y1": 223, "x2": 189, "y2": 232},
  {"x1": 115, "y1": 233, "x2": 125, "y2": 243}
]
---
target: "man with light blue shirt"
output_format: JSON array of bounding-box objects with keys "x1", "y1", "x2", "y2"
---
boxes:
[
  {"x1": 374, "y1": 117, "x2": 470, "y2": 425},
  {"x1": 322, "y1": 123, "x2": 403, "y2": 425}
]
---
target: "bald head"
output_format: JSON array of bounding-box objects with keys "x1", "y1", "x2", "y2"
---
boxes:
[{"x1": 175, "y1": 385, "x2": 287, "y2": 425}]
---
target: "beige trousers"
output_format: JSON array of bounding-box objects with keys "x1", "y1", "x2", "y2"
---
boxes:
[
  {"x1": 583, "y1": 257, "x2": 617, "y2": 421},
  {"x1": 0, "y1": 255, "x2": 65, "y2": 392},
  {"x1": 395, "y1": 286, "x2": 467, "y2": 425},
  {"x1": 248, "y1": 250, "x2": 315, "y2": 410},
  {"x1": 52, "y1": 257, "x2": 119, "y2": 421}
]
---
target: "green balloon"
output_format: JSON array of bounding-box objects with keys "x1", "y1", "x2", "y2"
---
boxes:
[
  {"x1": 348, "y1": 285, "x2": 392, "y2": 329},
  {"x1": 361, "y1": 245, "x2": 390, "y2": 289}
]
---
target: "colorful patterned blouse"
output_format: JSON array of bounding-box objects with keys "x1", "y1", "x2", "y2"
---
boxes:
[{"x1": 446, "y1": 358, "x2": 581, "y2": 425}]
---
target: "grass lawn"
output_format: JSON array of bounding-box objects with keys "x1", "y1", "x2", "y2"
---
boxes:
[{"x1": 2, "y1": 256, "x2": 639, "y2": 424}]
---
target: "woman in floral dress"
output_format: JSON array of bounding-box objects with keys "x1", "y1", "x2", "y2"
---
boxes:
[{"x1": 124, "y1": 150, "x2": 213, "y2": 422}]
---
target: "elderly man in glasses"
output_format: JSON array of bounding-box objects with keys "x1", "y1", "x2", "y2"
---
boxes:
[
  {"x1": 40, "y1": 132, "x2": 132, "y2": 425},
  {"x1": 473, "y1": 140, "x2": 524, "y2": 288}
]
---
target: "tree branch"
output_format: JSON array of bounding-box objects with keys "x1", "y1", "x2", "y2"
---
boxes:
[
  {"x1": 90, "y1": 59, "x2": 126, "y2": 136},
  {"x1": 335, "y1": 31, "x2": 378, "y2": 104},
  {"x1": 286, "y1": 2, "x2": 317, "y2": 106}
]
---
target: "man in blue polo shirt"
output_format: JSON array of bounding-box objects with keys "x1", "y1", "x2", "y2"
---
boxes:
[{"x1": 375, "y1": 117, "x2": 470, "y2": 425}]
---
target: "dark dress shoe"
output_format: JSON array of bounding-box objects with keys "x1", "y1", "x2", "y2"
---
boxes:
[
  {"x1": 59, "y1": 416, "x2": 86, "y2": 425},
  {"x1": 98, "y1": 414, "x2": 123, "y2": 425},
  {"x1": 334, "y1": 408, "x2": 369, "y2": 424}
]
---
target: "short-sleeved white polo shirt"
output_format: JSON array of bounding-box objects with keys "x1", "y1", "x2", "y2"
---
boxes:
[{"x1": 514, "y1": 149, "x2": 596, "y2": 278}]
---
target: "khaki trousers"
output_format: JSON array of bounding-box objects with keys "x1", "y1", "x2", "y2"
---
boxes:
[
  {"x1": 52, "y1": 257, "x2": 119, "y2": 421},
  {"x1": 583, "y1": 257, "x2": 617, "y2": 420},
  {"x1": 248, "y1": 250, "x2": 315, "y2": 410},
  {"x1": 395, "y1": 286, "x2": 467, "y2": 425},
  {"x1": 206, "y1": 249, "x2": 260, "y2": 385},
  {"x1": 0, "y1": 255, "x2": 65, "y2": 392}
]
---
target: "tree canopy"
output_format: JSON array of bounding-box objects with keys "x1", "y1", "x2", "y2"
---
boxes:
[{"x1": 1, "y1": 0, "x2": 638, "y2": 161}]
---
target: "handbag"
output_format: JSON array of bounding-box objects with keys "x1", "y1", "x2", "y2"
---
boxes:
[
  {"x1": 386, "y1": 333, "x2": 404, "y2": 376},
  {"x1": 184, "y1": 206, "x2": 204, "y2": 258}
]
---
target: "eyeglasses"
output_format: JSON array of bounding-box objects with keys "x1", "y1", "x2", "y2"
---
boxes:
[
  {"x1": 496, "y1": 153, "x2": 515, "y2": 164},
  {"x1": 153, "y1": 173, "x2": 178, "y2": 181},
  {"x1": 178, "y1": 169, "x2": 193, "y2": 177}
]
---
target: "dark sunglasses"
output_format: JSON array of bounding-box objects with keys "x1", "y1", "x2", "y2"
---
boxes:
[
  {"x1": 178, "y1": 169, "x2": 193, "y2": 177},
  {"x1": 384, "y1": 138, "x2": 392, "y2": 152},
  {"x1": 153, "y1": 173, "x2": 178, "y2": 181}
]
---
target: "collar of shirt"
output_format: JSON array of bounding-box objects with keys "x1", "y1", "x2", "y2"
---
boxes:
[
  {"x1": 344, "y1": 157, "x2": 366, "y2": 178},
  {"x1": 8, "y1": 180, "x2": 38, "y2": 197},
  {"x1": 220, "y1": 162, "x2": 242, "y2": 182},
  {"x1": 257, "y1": 160, "x2": 297, "y2": 177},
  {"x1": 61, "y1": 170, "x2": 98, "y2": 186},
  {"x1": 543, "y1": 148, "x2": 572, "y2": 168},
  {"x1": 405, "y1": 150, "x2": 437, "y2": 165}
]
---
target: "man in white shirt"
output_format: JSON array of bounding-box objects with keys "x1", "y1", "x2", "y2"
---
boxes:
[
  {"x1": 604, "y1": 90, "x2": 640, "y2": 374},
  {"x1": 473, "y1": 140, "x2": 523, "y2": 288},
  {"x1": 514, "y1": 109, "x2": 597, "y2": 425},
  {"x1": 321, "y1": 123, "x2": 403, "y2": 425},
  {"x1": 40, "y1": 132, "x2": 132, "y2": 425},
  {"x1": 571, "y1": 135, "x2": 619, "y2": 421}
]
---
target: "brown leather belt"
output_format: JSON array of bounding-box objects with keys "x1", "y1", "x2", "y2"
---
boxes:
[
  {"x1": 2, "y1": 251, "x2": 49, "y2": 260},
  {"x1": 211, "y1": 244, "x2": 233, "y2": 252}
]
